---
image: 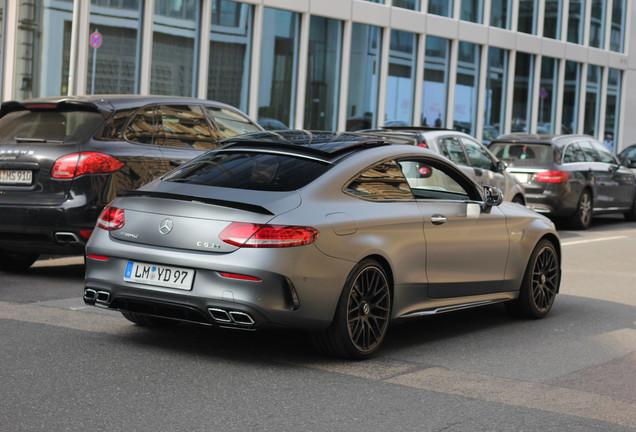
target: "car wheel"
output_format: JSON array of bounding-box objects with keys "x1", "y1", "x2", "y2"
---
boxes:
[
  {"x1": 0, "y1": 251, "x2": 39, "y2": 272},
  {"x1": 506, "y1": 239, "x2": 559, "y2": 319},
  {"x1": 121, "y1": 311, "x2": 178, "y2": 327},
  {"x1": 624, "y1": 195, "x2": 636, "y2": 221},
  {"x1": 569, "y1": 190, "x2": 592, "y2": 229},
  {"x1": 313, "y1": 259, "x2": 391, "y2": 359},
  {"x1": 511, "y1": 195, "x2": 525, "y2": 206}
]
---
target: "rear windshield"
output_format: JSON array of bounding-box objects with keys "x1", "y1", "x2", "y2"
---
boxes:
[
  {"x1": 489, "y1": 142, "x2": 555, "y2": 167},
  {"x1": 0, "y1": 110, "x2": 105, "y2": 142},
  {"x1": 163, "y1": 151, "x2": 330, "y2": 191}
]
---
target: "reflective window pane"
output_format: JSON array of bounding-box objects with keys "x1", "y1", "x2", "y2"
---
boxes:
[
  {"x1": 393, "y1": 0, "x2": 420, "y2": 10},
  {"x1": 538, "y1": 57, "x2": 558, "y2": 134},
  {"x1": 160, "y1": 105, "x2": 213, "y2": 149},
  {"x1": 454, "y1": 42, "x2": 480, "y2": 135},
  {"x1": 347, "y1": 23, "x2": 382, "y2": 131},
  {"x1": 589, "y1": 0, "x2": 606, "y2": 49},
  {"x1": 461, "y1": 0, "x2": 483, "y2": 23},
  {"x1": 421, "y1": 36, "x2": 450, "y2": 128},
  {"x1": 86, "y1": 1, "x2": 142, "y2": 94},
  {"x1": 490, "y1": 0, "x2": 511, "y2": 29},
  {"x1": 567, "y1": 0, "x2": 584, "y2": 44},
  {"x1": 151, "y1": 0, "x2": 199, "y2": 96},
  {"x1": 208, "y1": 0, "x2": 253, "y2": 112},
  {"x1": 258, "y1": 8, "x2": 300, "y2": 129},
  {"x1": 19, "y1": 1, "x2": 72, "y2": 98},
  {"x1": 386, "y1": 30, "x2": 417, "y2": 126},
  {"x1": 428, "y1": 0, "x2": 454, "y2": 17},
  {"x1": 583, "y1": 65, "x2": 602, "y2": 137},
  {"x1": 517, "y1": 0, "x2": 538, "y2": 34},
  {"x1": 561, "y1": 61, "x2": 581, "y2": 134},
  {"x1": 484, "y1": 47, "x2": 508, "y2": 144},
  {"x1": 512, "y1": 53, "x2": 534, "y2": 132},
  {"x1": 543, "y1": 0, "x2": 562, "y2": 39},
  {"x1": 604, "y1": 69, "x2": 621, "y2": 153},
  {"x1": 610, "y1": 0, "x2": 625, "y2": 52},
  {"x1": 304, "y1": 16, "x2": 342, "y2": 130}
]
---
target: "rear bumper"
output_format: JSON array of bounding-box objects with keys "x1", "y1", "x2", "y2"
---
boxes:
[{"x1": 0, "y1": 199, "x2": 101, "y2": 255}]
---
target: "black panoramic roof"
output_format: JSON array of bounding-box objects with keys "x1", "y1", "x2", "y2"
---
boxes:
[
  {"x1": 219, "y1": 130, "x2": 392, "y2": 160},
  {"x1": 491, "y1": 133, "x2": 593, "y2": 146}
]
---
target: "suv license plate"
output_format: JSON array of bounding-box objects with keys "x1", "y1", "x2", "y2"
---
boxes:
[
  {"x1": 124, "y1": 261, "x2": 194, "y2": 290},
  {"x1": 0, "y1": 170, "x2": 32, "y2": 184}
]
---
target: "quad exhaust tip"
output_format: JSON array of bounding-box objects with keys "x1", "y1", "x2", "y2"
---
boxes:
[{"x1": 208, "y1": 308, "x2": 255, "y2": 326}]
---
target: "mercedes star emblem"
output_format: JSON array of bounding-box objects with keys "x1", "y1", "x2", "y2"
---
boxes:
[{"x1": 159, "y1": 218, "x2": 173, "y2": 235}]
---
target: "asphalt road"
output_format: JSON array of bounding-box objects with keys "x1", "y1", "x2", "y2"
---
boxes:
[{"x1": 1, "y1": 216, "x2": 635, "y2": 431}]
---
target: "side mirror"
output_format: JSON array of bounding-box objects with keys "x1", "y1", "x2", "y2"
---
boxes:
[
  {"x1": 496, "y1": 160, "x2": 507, "y2": 172},
  {"x1": 483, "y1": 185, "x2": 504, "y2": 208},
  {"x1": 628, "y1": 158, "x2": 636, "y2": 169}
]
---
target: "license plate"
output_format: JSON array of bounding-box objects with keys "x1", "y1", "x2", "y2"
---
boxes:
[
  {"x1": 0, "y1": 170, "x2": 32, "y2": 184},
  {"x1": 512, "y1": 173, "x2": 531, "y2": 184},
  {"x1": 124, "y1": 261, "x2": 194, "y2": 290}
]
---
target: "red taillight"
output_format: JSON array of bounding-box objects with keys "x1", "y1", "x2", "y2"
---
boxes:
[
  {"x1": 418, "y1": 142, "x2": 428, "y2": 148},
  {"x1": 79, "y1": 230, "x2": 93, "y2": 239},
  {"x1": 535, "y1": 170, "x2": 569, "y2": 183},
  {"x1": 96, "y1": 206, "x2": 125, "y2": 231},
  {"x1": 52, "y1": 152, "x2": 123, "y2": 179},
  {"x1": 218, "y1": 272, "x2": 262, "y2": 282},
  {"x1": 219, "y1": 222, "x2": 319, "y2": 248}
]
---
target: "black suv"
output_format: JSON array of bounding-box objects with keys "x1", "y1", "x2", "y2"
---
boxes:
[{"x1": 0, "y1": 95, "x2": 262, "y2": 270}]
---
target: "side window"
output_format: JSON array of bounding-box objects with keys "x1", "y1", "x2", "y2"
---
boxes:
[
  {"x1": 345, "y1": 161, "x2": 413, "y2": 200},
  {"x1": 590, "y1": 141, "x2": 617, "y2": 164},
  {"x1": 578, "y1": 141, "x2": 601, "y2": 162},
  {"x1": 206, "y1": 106, "x2": 262, "y2": 139},
  {"x1": 563, "y1": 143, "x2": 585, "y2": 163},
  {"x1": 460, "y1": 138, "x2": 495, "y2": 170},
  {"x1": 398, "y1": 159, "x2": 471, "y2": 201},
  {"x1": 125, "y1": 106, "x2": 156, "y2": 144},
  {"x1": 95, "y1": 109, "x2": 136, "y2": 140},
  {"x1": 437, "y1": 137, "x2": 468, "y2": 165},
  {"x1": 159, "y1": 105, "x2": 214, "y2": 149}
]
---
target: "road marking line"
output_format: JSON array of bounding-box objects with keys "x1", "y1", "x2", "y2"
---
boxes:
[{"x1": 561, "y1": 236, "x2": 627, "y2": 246}]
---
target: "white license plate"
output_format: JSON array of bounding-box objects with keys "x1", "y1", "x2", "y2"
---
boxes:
[
  {"x1": 0, "y1": 170, "x2": 32, "y2": 184},
  {"x1": 512, "y1": 173, "x2": 531, "y2": 184},
  {"x1": 124, "y1": 261, "x2": 194, "y2": 290}
]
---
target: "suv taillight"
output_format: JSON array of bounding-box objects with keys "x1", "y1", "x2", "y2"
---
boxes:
[
  {"x1": 52, "y1": 152, "x2": 123, "y2": 179},
  {"x1": 418, "y1": 142, "x2": 428, "y2": 149},
  {"x1": 219, "y1": 223, "x2": 319, "y2": 248},
  {"x1": 96, "y1": 206, "x2": 125, "y2": 231},
  {"x1": 535, "y1": 170, "x2": 569, "y2": 183}
]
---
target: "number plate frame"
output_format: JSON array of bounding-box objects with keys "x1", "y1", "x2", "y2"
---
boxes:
[
  {"x1": 124, "y1": 261, "x2": 195, "y2": 290},
  {"x1": 0, "y1": 170, "x2": 32, "y2": 185}
]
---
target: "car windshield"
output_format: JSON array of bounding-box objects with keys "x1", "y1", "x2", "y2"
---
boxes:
[
  {"x1": 163, "y1": 151, "x2": 330, "y2": 191},
  {"x1": 489, "y1": 142, "x2": 554, "y2": 167},
  {"x1": 0, "y1": 109, "x2": 105, "y2": 142}
]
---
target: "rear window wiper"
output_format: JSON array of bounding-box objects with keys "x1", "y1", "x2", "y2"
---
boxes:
[{"x1": 14, "y1": 136, "x2": 64, "y2": 143}]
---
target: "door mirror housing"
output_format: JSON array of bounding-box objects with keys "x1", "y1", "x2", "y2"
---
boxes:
[
  {"x1": 483, "y1": 185, "x2": 503, "y2": 209},
  {"x1": 496, "y1": 160, "x2": 507, "y2": 172}
]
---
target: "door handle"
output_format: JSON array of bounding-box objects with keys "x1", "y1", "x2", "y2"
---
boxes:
[
  {"x1": 431, "y1": 215, "x2": 447, "y2": 225},
  {"x1": 474, "y1": 168, "x2": 483, "y2": 176}
]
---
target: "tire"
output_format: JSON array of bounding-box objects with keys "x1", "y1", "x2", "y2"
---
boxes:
[
  {"x1": 506, "y1": 239, "x2": 560, "y2": 319},
  {"x1": 511, "y1": 195, "x2": 525, "y2": 206},
  {"x1": 312, "y1": 259, "x2": 392, "y2": 359},
  {"x1": 624, "y1": 195, "x2": 636, "y2": 221},
  {"x1": 0, "y1": 251, "x2": 39, "y2": 272},
  {"x1": 568, "y1": 189, "x2": 592, "y2": 230},
  {"x1": 121, "y1": 311, "x2": 179, "y2": 327}
]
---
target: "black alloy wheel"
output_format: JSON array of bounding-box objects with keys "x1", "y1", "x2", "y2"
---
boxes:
[
  {"x1": 313, "y1": 259, "x2": 391, "y2": 359},
  {"x1": 507, "y1": 239, "x2": 560, "y2": 318}
]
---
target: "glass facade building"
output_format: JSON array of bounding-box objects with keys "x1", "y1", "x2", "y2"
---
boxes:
[{"x1": 0, "y1": 0, "x2": 633, "y2": 152}]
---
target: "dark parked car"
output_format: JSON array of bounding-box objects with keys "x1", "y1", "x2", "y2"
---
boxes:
[
  {"x1": 618, "y1": 144, "x2": 636, "y2": 172},
  {"x1": 84, "y1": 131, "x2": 561, "y2": 359},
  {"x1": 489, "y1": 134, "x2": 636, "y2": 229},
  {"x1": 363, "y1": 126, "x2": 526, "y2": 204},
  {"x1": 0, "y1": 95, "x2": 262, "y2": 271}
]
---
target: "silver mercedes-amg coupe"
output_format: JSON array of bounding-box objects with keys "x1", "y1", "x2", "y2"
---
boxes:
[{"x1": 84, "y1": 131, "x2": 561, "y2": 359}]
